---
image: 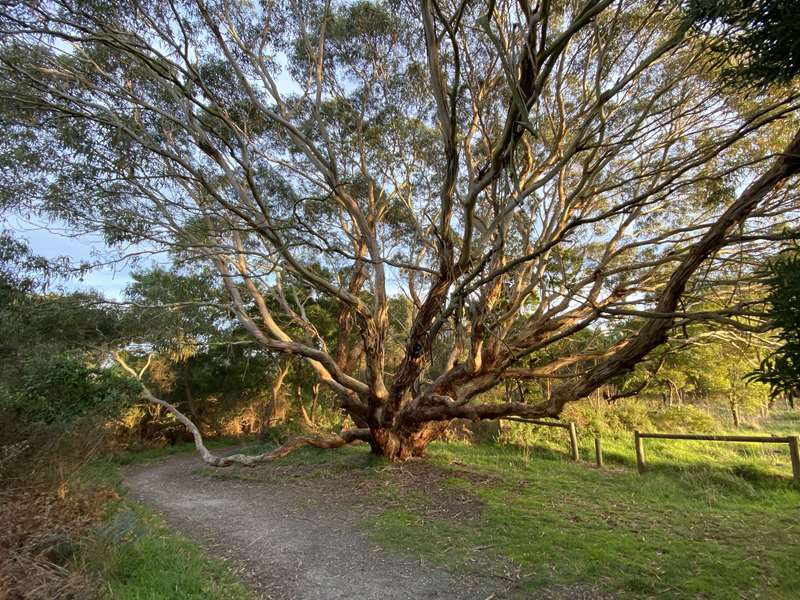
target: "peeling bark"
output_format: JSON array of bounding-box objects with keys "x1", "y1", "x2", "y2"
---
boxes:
[{"x1": 371, "y1": 422, "x2": 448, "y2": 461}]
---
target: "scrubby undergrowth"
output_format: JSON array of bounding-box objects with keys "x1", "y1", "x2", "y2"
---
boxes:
[{"x1": 0, "y1": 417, "x2": 251, "y2": 600}]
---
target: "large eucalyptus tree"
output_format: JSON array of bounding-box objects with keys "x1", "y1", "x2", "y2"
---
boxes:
[{"x1": 2, "y1": 0, "x2": 799, "y2": 462}]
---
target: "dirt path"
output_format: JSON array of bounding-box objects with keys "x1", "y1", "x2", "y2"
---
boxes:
[{"x1": 124, "y1": 449, "x2": 501, "y2": 600}]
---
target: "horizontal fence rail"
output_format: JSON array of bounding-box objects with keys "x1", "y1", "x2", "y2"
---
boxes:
[
  {"x1": 634, "y1": 431, "x2": 800, "y2": 482},
  {"x1": 501, "y1": 416, "x2": 569, "y2": 429},
  {"x1": 501, "y1": 417, "x2": 580, "y2": 461},
  {"x1": 637, "y1": 432, "x2": 797, "y2": 443}
]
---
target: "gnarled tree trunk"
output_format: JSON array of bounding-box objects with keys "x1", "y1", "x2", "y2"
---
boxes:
[{"x1": 370, "y1": 422, "x2": 448, "y2": 461}]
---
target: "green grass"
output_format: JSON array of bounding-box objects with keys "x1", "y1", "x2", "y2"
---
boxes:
[
  {"x1": 85, "y1": 505, "x2": 251, "y2": 600},
  {"x1": 74, "y1": 443, "x2": 253, "y2": 600},
  {"x1": 750, "y1": 410, "x2": 800, "y2": 435},
  {"x1": 364, "y1": 413, "x2": 800, "y2": 599}
]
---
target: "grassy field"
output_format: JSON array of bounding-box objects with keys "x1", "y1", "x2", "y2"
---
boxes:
[
  {"x1": 371, "y1": 441, "x2": 799, "y2": 598},
  {"x1": 380, "y1": 412, "x2": 800, "y2": 598}
]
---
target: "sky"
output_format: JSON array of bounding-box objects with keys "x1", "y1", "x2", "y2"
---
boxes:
[
  {"x1": 6, "y1": 212, "x2": 158, "y2": 299},
  {"x1": 6, "y1": 211, "x2": 413, "y2": 302}
]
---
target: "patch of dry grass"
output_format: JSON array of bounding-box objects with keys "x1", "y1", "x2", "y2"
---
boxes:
[
  {"x1": 0, "y1": 483, "x2": 117, "y2": 599},
  {"x1": 0, "y1": 419, "x2": 116, "y2": 600}
]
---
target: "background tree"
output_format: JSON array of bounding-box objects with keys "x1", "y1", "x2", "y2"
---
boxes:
[
  {"x1": 685, "y1": 0, "x2": 800, "y2": 88},
  {"x1": 0, "y1": 232, "x2": 136, "y2": 427},
  {"x1": 748, "y1": 251, "x2": 800, "y2": 406},
  {"x1": 124, "y1": 265, "x2": 290, "y2": 436},
  {"x1": 684, "y1": 0, "x2": 800, "y2": 412}
]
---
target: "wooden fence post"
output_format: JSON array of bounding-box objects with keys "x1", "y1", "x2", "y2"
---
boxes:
[
  {"x1": 595, "y1": 436, "x2": 603, "y2": 468},
  {"x1": 568, "y1": 422, "x2": 579, "y2": 461},
  {"x1": 634, "y1": 430, "x2": 646, "y2": 474},
  {"x1": 500, "y1": 417, "x2": 580, "y2": 461},
  {"x1": 789, "y1": 436, "x2": 800, "y2": 484}
]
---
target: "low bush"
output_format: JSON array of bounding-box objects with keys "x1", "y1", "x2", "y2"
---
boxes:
[
  {"x1": 560, "y1": 399, "x2": 655, "y2": 435},
  {"x1": 0, "y1": 353, "x2": 137, "y2": 427},
  {"x1": 651, "y1": 404, "x2": 718, "y2": 433}
]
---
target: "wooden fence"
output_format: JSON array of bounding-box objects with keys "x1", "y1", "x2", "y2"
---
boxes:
[
  {"x1": 502, "y1": 417, "x2": 580, "y2": 461},
  {"x1": 498, "y1": 420, "x2": 799, "y2": 481},
  {"x1": 634, "y1": 431, "x2": 800, "y2": 483}
]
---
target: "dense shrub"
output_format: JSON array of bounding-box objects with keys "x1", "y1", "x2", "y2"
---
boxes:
[
  {"x1": 650, "y1": 405, "x2": 717, "y2": 433},
  {"x1": 536, "y1": 398, "x2": 727, "y2": 438},
  {"x1": 1, "y1": 353, "x2": 137, "y2": 427},
  {"x1": 498, "y1": 418, "x2": 562, "y2": 447},
  {"x1": 610, "y1": 401, "x2": 655, "y2": 432},
  {"x1": 560, "y1": 399, "x2": 655, "y2": 436}
]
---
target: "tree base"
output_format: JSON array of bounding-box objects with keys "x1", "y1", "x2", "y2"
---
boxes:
[{"x1": 371, "y1": 422, "x2": 448, "y2": 460}]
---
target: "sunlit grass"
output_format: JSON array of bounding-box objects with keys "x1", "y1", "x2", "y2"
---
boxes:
[{"x1": 367, "y1": 412, "x2": 800, "y2": 599}]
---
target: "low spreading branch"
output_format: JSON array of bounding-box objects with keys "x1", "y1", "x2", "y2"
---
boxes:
[{"x1": 112, "y1": 352, "x2": 371, "y2": 467}]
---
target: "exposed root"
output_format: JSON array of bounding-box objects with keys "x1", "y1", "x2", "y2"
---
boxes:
[{"x1": 216, "y1": 428, "x2": 372, "y2": 467}]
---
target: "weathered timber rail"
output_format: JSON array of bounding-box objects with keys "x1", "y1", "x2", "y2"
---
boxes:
[
  {"x1": 501, "y1": 417, "x2": 580, "y2": 461},
  {"x1": 634, "y1": 431, "x2": 800, "y2": 482}
]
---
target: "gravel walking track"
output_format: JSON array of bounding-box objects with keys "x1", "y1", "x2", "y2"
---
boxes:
[{"x1": 124, "y1": 449, "x2": 503, "y2": 600}]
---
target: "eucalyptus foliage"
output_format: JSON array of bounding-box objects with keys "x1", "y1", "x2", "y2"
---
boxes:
[{"x1": 749, "y1": 251, "x2": 800, "y2": 399}]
